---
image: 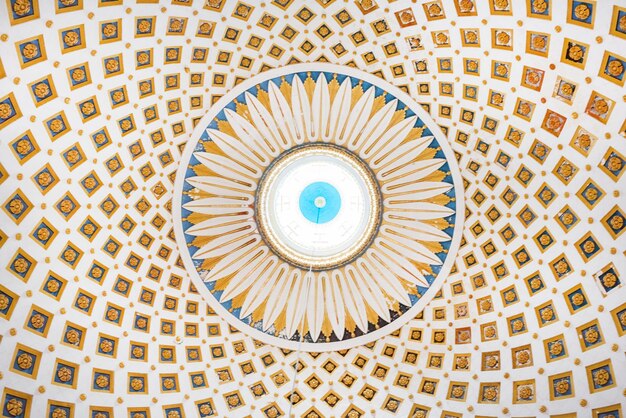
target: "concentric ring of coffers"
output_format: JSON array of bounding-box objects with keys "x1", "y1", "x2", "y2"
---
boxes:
[{"x1": 174, "y1": 63, "x2": 464, "y2": 351}]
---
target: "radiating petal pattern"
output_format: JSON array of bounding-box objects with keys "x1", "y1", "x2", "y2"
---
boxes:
[{"x1": 178, "y1": 66, "x2": 462, "y2": 350}]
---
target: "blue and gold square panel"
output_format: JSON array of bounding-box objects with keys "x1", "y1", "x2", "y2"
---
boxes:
[
  {"x1": 594, "y1": 263, "x2": 621, "y2": 295},
  {"x1": 160, "y1": 374, "x2": 179, "y2": 392},
  {"x1": 102, "y1": 236, "x2": 122, "y2": 257},
  {"x1": 549, "y1": 372, "x2": 574, "y2": 400},
  {"x1": 90, "y1": 127, "x2": 111, "y2": 150},
  {"x1": 73, "y1": 290, "x2": 96, "y2": 314},
  {"x1": 594, "y1": 405, "x2": 624, "y2": 418},
  {"x1": 66, "y1": 62, "x2": 91, "y2": 90},
  {"x1": 61, "y1": 143, "x2": 85, "y2": 171},
  {"x1": 6, "y1": 0, "x2": 40, "y2": 24},
  {"x1": 598, "y1": 50, "x2": 625, "y2": 86},
  {"x1": 79, "y1": 217, "x2": 102, "y2": 243},
  {"x1": 30, "y1": 218, "x2": 58, "y2": 249},
  {"x1": 98, "y1": 195, "x2": 119, "y2": 218},
  {"x1": 77, "y1": 96, "x2": 100, "y2": 122},
  {"x1": 129, "y1": 343, "x2": 147, "y2": 361},
  {"x1": 599, "y1": 147, "x2": 625, "y2": 181},
  {"x1": 100, "y1": 19, "x2": 121, "y2": 43},
  {"x1": 103, "y1": 54, "x2": 123, "y2": 78},
  {"x1": 554, "y1": 205, "x2": 579, "y2": 232},
  {"x1": 40, "y1": 272, "x2": 66, "y2": 301},
  {"x1": 15, "y1": 35, "x2": 46, "y2": 68},
  {"x1": 61, "y1": 322, "x2": 86, "y2": 350},
  {"x1": 46, "y1": 401, "x2": 73, "y2": 418},
  {"x1": 196, "y1": 398, "x2": 216, "y2": 416},
  {"x1": 128, "y1": 374, "x2": 147, "y2": 393},
  {"x1": 567, "y1": 0, "x2": 595, "y2": 27},
  {"x1": 550, "y1": 254, "x2": 573, "y2": 281},
  {"x1": 575, "y1": 232, "x2": 602, "y2": 261},
  {"x1": 564, "y1": 284, "x2": 590, "y2": 314},
  {"x1": 1, "y1": 388, "x2": 32, "y2": 418},
  {"x1": 136, "y1": 48, "x2": 153, "y2": 68},
  {"x1": 97, "y1": 334, "x2": 117, "y2": 357},
  {"x1": 9, "y1": 130, "x2": 39, "y2": 165},
  {"x1": 609, "y1": 5, "x2": 626, "y2": 39},
  {"x1": 577, "y1": 319, "x2": 604, "y2": 351},
  {"x1": 7, "y1": 249, "x2": 36, "y2": 282},
  {"x1": 52, "y1": 359, "x2": 78, "y2": 388},
  {"x1": 55, "y1": 192, "x2": 80, "y2": 220},
  {"x1": 586, "y1": 360, "x2": 616, "y2": 393},
  {"x1": 135, "y1": 16, "x2": 155, "y2": 37},
  {"x1": 527, "y1": 0, "x2": 550, "y2": 18},
  {"x1": 0, "y1": 93, "x2": 22, "y2": 128},
  {"x1": 44, "y1": 111, "x2": 70, "y2": 140},
  {"x1": 91, "y1": 369, "x2": 113, "y2": 393},
  {"x1": 507, "y1": 314, "x2": 527, "y2": 336},
  {"x1": 133, "y1": 313, "x2": 151, "y2": 332},
  {"x1": 112, "y1": 275, "x2": 132, "y2": 297},
  {"x1": 3, "y1": 188, "x2": 32, "y2": 224},
  {"x1": 601, "y1": 206, "x2": 625, "y2": 238},
  {"x1": 28, "y1": 75, "x2": 56, "y2": 106},
  {"x1": 10, "y1": 344, "x2": 41, "y2": 379},
  {"x1": 103, "y1": 304, "x2": 123, "y2": 326},
  {"x1": 59, "y1": 24, "x2": 85, "y2": 54},
  {"x1": 544, "y1": 334, "x2": 568, "y2": 362}
]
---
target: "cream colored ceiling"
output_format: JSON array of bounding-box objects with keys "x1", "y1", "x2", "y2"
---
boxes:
[{"x1": 0, "y1": 0, "x2": 625, "y2": 417}]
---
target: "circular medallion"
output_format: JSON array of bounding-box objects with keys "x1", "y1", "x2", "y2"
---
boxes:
[
  {"x1": 256, "y1": 144, "x2": 381, "y2": 271},
  {"x1": 174, "y1": 63, "x2": 464, "y2": 351}
]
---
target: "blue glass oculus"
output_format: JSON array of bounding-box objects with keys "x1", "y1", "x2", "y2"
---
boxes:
[{"x1": 299, "y1": 182, "x2": 341, "y2": 224}]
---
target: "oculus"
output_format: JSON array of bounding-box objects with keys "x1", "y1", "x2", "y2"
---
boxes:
[{"x1": 174, "y1": 63, "x2": 464, "y2": 350}]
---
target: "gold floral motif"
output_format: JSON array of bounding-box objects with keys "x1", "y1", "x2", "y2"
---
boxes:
[
  {"x1": 132, "y1": 346, "x2": 144, "y2": 358},
  {"x1": 582, "y1": 240, "x2": 596, "y2": 254},
  {"x1": 574, "y1": 4, "x2": 590, "y2": 20},
  {"x1": 64, "y1": 31, "x2": 79, "y2": 47},
  {"x1": 71, "y1": 68, "x2": 85, "y2": 82},
  {"x1": 22, "y1": 42, "x2": 39, "y2": 59},
  {"x1": 483, "y1": 386, "x2": 498, "y2": 401},
  {"x1": 76, "y1": 295, "x2": 90, "y2": 309},
  {"x1": 451, "y1": 386, "x2": 464, "y2": 397},
  {"x1": 95, "y1": 374, "x2": 109, "y2": 388},
  {"x1": 51, "y1": 406, "x2": 67, "y2": 417},
  {"x1": 65, "y1": 329, "x2": 79, "y2": 344},
  {"x1": 13, "y1": 0, "x2": 32, "y2": 16},
  {"x1": 571, "y1": 293, "x2": 585, "y2": 305},
  {"x1": 583, "y1": 328, "x2": 599, "y2": 343},
  {"x1": 102, "y1": 23, "x2": 117, "y2": 37},
  {"x1": 601, "y1": 272, "x2": 617, "y2": 288},
  {"x1": 8, "y1": 199, "x2": 24, "y2": 215},
  {"x1": 0, "y1": 294, "x2": 10, "y2": 310},
  {"x1": 567, "y1": 45, "x2": 584, "y2": 61},
  {"x1": 592, "y1": 369, "x2": 610, "y2": 386},
  {"x1": 532, "y1": 0, "x2": 547, "y2": 13},
  {"x1": 540, "y1": 307, "x2": 554, "y2": 321},
  {"x1": 549, "y1": 341, "x2": 563, "y2": 356},
  {"x1": 6, "y1": 398, "x2": 24, "y2": 417},
  {"x1": 516, "y1": 350, "x2": 530, "y2": 364},
  {"x1": 57, "y1": 366, "x2": 73, "y2": 382},
  {"x1": 518, "y1": 385, "x2": 533, "y2": 400},
  {"x1": 49, "y1": 119, "x2": 64, "y2": 133},
  {"x1": 17, "y1": 353, "x2": 33, "y2": 369},
  {"x1": 34, "y1": 82, "x2": 50, "y2": 98},
  {"x1": 0, "y1": 103, "x2": 14, "y2": 119}
]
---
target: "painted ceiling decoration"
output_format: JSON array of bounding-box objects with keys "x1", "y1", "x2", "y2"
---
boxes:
[
  {"x1": 175, "y1": 64, "x2": 463, "y2": 350},
  {"x1": 0, "y1": 0, "x2": 624, "y2": 417}
]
